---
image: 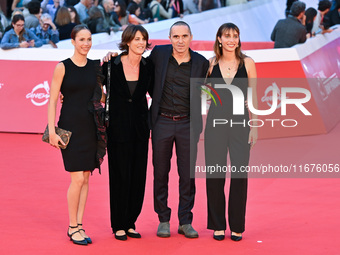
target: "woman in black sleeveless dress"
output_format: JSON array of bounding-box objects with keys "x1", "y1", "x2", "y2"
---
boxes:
[
  {"x1": 47, "y1": 25, "x2": 105, "y2": 245},
  {"x1": 204, "y1": 23, "x2": 258, "y2": 241}
]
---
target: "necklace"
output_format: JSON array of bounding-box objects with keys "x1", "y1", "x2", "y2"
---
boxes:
[
  {"x1": 126, "y1": 57, "x2": 139, "y2": 73},
  {"x1": 225, "y1": 59, "x2": 237, "y2": 77}
]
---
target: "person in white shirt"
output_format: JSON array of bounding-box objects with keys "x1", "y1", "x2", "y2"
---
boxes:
[{"x1": 74, "y1": 0, "x2": 94, "y2": 23}]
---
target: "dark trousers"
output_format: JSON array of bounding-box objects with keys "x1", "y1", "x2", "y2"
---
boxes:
[
  {"x1": 107, "y1": 139, "x2": 148, "y2": 232},
  {"x1": 152, "y1": 116, "x2": 196, "y2": 225},
  {"x1": 205, "y1": 124, "x2": 249, "y2": 233}
]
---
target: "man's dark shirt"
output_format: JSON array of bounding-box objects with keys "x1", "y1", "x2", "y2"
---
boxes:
[{"x1": 159, "y1": 55, "x2": 192, "y2": 115}]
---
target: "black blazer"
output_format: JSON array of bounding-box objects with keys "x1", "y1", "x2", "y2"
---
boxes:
[
  {"x1": 102, "y1": 54, "x2": 154, "y2": 142},
  {"x1": 148, "y1": 45, "x2": 209, "y2": 141}
]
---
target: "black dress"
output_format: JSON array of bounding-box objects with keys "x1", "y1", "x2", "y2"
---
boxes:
[
  {"x1": 57, "y1": 23, "x2": 77, "y2": 40},
  {"x1": 58, "y1": 58, "x2": 97, "y2": 172},
  {"x1": 204, "y1": 62, "x2": 250, "y2": 233}
]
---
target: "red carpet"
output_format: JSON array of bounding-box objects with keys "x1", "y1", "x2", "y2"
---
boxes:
[{"x1": 1, "y1": 124, "x2": 340, "y2": 255}]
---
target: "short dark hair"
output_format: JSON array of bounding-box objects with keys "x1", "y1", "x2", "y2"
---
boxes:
[
  {"x1": 290, "y1": 1, "x2": 306, "y2": 17},
  {"x1": 169, "y1": 21, "x2": 192, "y2": 36},
  {"x1": 127, "y1": 4, "x2": 139, "y2": 15},
  {"x1": 118, "y1": 25, "x2": 151, "y2": 54},
  {"x1": 27, "y1": 0, "x2": 41, "y2": 15},
  {"x1": 70, "y1": 24, "x2": 91, "y2": 40},
  {"x1": 318, "y1": 0, "x2": 332, "y2": 11}
]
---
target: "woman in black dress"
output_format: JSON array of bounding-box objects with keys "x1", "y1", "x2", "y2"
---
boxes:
[
  {"x1": 102, "y1": 25, "x2": 153, "y2": 240},
  {"x1": 48, "y1": 25, "x2": 105, "y2": 245},
  {"x1": 55, "y1": 7, "x2": 77, "y2": 40},
  {"x1": 204, "y1": 23, "x2": 258, "y2": 241}
]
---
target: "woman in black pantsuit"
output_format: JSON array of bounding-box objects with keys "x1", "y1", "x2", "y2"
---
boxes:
[
  {"x1": 102, "y1": 25, "x2": 153, "y2": 240},
  {"x1": 204, "y1": 23, "x2": 258, "y2": 241}
]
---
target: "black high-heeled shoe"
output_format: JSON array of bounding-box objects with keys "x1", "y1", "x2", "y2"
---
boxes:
[
  {"x1": 231, "y1": 232, "x2": 242, "y2": 241},
  {"x1": 78, "y1": 223, "x2": 92, "y2": 244},
  {"x1": 213, "y1": 231, "x2": 225, "y2": 241},
  {"x1": 67, "y1": 226, "x2": 88, "y2": 245}
]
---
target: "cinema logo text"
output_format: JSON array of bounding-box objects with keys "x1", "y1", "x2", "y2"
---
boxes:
[{"x1": 26, "y1": 81, "x2": 50, "y2": 106}]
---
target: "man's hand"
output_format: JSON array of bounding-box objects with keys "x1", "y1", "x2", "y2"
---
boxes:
[
  {"x1": 59, "y1": 93, "x2": 64, "y2": 103},
  {"x1": 102, "y1": 52, "x2": 118, "y2": 62}
]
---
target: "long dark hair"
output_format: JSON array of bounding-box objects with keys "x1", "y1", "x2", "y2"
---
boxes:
[
  {"x1": 68, "y1": 6, "x2": 81, "y2": 24},
  {"x1": 115, "y1": 0, "x2": 127, "y2": 18},
  {"x1": 12, "y1": 14, "x2": 26, "y2": 42},
  {"x1": 213, "y1": 23, "x2": 246, "y2": 67},
  {"x1": 305, "y1": 7, "x2": 317, "y2": 34},
  {"x1": 118, "y1": 25, "x2": 151, "y2": 54}
]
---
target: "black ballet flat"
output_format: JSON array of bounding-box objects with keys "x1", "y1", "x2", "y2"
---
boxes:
[
  {"x1": 127, "y1": 231, "x2": 141, "y2": 238},
  {"x1": 231, "y1": 233, "x2": 242, "y2": 241},
  {"x1": 78, "y1": 223, "x2": 92, "y2": 244},
  {"x1": 67, "y1": 226, "x2": 88, "y2": 245},
  {"x1": 213, "y1": 231, "x2": 225, "y2": 241},
  {"x1": 115, "y1": 231, "x2": 127, "y2": 241}
]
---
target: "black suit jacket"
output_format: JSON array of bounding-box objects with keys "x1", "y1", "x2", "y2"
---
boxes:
[
  {"x1": 148, "y1": 45, "x2": 209, "y2": 141},
  {"x1": 102, "y1": 54, "x2": 154, "y2": 142}
]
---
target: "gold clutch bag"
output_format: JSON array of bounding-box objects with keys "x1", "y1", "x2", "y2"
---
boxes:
[{"x1": 42, "y1": 125, "x2": 72, "y2": 149}]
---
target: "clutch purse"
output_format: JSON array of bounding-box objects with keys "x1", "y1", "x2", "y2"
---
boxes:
[{"x1": 42, "y1": 125, "x2": 72, "y2": 149}]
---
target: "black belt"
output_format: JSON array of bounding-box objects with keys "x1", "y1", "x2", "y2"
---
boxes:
[{"x1": 160, "y1": 112, "x2": 189, "y2": 121}]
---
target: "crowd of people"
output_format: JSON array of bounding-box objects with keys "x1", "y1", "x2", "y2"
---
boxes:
[
  {"x1": 271, "y1": 0, "x2": 340, "y2": 48},
  {"x1": 0, "y1": 0, "x2": 253, "y2": 48},
  {"x1": 1, "y1": 0, "x2": 340, "y2": 50}
]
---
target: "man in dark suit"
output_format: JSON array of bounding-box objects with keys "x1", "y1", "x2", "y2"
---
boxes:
[
  {"x1": 103, "y1": 21, "x2": 209, "y2": 238},
  {"x1": 148, "y1": 21, "x2": 209, "y2": 238}
]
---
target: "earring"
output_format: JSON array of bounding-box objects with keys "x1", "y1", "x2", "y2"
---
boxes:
[{"x1": 219, "y1": 43, "x2": 222, "y2": 48}]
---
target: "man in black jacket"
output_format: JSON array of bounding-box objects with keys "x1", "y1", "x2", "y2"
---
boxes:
[
  {"x1": 271, "y1": 1, "x2": 307, "y2": 48},
  {"x1": 149, "y1": 21, "x2": 208, "y2": 239}
]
